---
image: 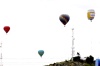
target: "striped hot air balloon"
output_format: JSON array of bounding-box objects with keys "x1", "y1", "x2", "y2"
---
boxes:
[
  {"x1": 59, "y1": 14, "x2": 70, "y2": 27},
  {"x1": 87, "y1": 9, "x2": 95, "y2": 22}
]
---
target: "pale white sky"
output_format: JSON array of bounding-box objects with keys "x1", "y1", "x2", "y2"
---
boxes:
[{"x1": 0, "y1": 0, "x2": 99, "y2": 66}]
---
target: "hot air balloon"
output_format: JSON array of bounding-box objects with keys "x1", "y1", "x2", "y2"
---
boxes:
[
  {"x1": 3, "y1": 26, "x2": 10, "y2": 34},
  {"x1": 38, "y1": 50, "x2": 44, "y2": 57},
  {"x1": 59, "y1": 14, "x2": 70, "y2": 27},
  {"x1": 87, "y1": 9, "x2": 95, "y2": 22},
  {"x1": 95, "y1": 59, "x2": 100, "y2": 66}
]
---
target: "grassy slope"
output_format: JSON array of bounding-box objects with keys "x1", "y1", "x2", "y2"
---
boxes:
[{"x1": 45, "y1": 60, "x2": 95, "y2": 66}]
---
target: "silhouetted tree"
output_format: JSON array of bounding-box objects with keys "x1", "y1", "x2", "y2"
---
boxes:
[
  {"x1": 86, "y1": 55, "x2": 94, "y2": 64},
  {"x1": 65, "y1": 60, "x2": 68, "y2": 62},
  {"x1": 73, "y1": 56, "x2": 80, "y2": 62},
  {"x1": 80, "y1": 59, "x2": 85, "y2": 64}
]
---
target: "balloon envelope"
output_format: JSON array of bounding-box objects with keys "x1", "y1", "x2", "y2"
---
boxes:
[
  {"x1": 59, "y1": 14, "x2": 70, "y2": 26},
  {"x1": 95, "y1": 59, "x2": 100, "y2": 66},
  {"x1": 87, "y1": 9, "x2": 95, "y2": 21},
  {"x1": 3, "y1": 26, "x2": 10, "y2": 33},
  {"x1": 38, "y1": 50, "x2": 44, "y2": 57}
]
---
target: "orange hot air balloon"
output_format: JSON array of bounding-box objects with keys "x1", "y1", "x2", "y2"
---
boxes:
[{"x1": 3, "y1": 26, "x2": 10, "y2": 33}]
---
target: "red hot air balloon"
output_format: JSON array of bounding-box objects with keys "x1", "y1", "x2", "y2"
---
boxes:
[
  {"x1": 59, "y1": 14, "x2": 70, "y2": 27},
  {"x1": 3, "y1": 26, "x2": 10, "y2": 33}
]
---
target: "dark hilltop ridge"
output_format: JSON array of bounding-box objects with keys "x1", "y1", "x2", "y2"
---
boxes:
[{"x1": 45, "y1": 53, "x2": 95, "y2": 66}]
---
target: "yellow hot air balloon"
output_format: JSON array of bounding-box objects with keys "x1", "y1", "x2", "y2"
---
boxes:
[{"x1": 87, "y1": 9, "x2": 95, "y2": 22}]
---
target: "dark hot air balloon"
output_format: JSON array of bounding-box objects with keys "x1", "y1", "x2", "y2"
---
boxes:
[
  {"x1": 59, "y1": 14, "x2": 70, "y2": 27},
  {"x1": 3, "y1": 26, "x2": 10, "y2": 34},
  {"x1": 38, "y1": 50, "x2": 44, "y2": 57}
]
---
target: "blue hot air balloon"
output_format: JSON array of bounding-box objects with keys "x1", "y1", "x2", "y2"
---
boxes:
[
  {"x1": 95, "y1": 59, "x2": 100, "y2": 66},
  {"x1": 38, "y1": 50, "x2": 44, "y2": 57}
]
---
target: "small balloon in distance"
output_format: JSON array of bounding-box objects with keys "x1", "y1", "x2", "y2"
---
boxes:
[
  {"x1": 87, "y1": 9, "x2": 95, "y2": 22},
  {"x1": 3, "y1": 26, "x2": 10, "y2": 33},
  {"x1": 38, "y1": 50, "x2": 44, "y2": 57},
  {"x1": 59, "y1": 14, "x2": 70, "y2": 27}
]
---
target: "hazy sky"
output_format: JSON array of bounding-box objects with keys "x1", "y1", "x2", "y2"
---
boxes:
[{"x1": 0, "y1": 0, "x2": 99, "y2": 66}]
